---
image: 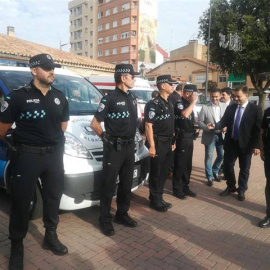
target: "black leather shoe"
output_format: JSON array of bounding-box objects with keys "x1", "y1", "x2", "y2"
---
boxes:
[
  {"x1": 150, "y1": 201, "x2": 168, "y2": 212},
  {"x1": 114, "y1": 215, "x2": 137, "y2": 227},
  {"x1": 219, "y1": 187, "x2": 237, "y2": 196},
  {"x1": 173, "y1": 192, "x2": 187, "y2": 200},
  {"x1": 42, "y1": 228, "x2": 68, "y2": 255},
  {"x1": 207, "y1": 179, "x2": 213, "y2": 186},
  {"x1": 100, "y1": 222, "x2": 115, "y2": 236},
  {"x1": 9, "y1": 240, "x2": 24, "y2": 270},
  {"x1": 161, "y1": 199, "x2": 172, "y2": 209},
  {"x1": 213, "y1": 173, "x2": 221, "y2": 182},
  {"x1": 183, "y1": 187, "x2": 197, "y2": 197},
  {"x1": 258, "y1": 216, "x2": 270, "y2": 228},
  {"x1": 237, "y1": 191, "x2": 245, "y2": 201}
]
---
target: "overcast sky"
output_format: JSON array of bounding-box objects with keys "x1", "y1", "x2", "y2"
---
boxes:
[{"x1": 0, "y1": 0, "x2": 209, "y2": 53}]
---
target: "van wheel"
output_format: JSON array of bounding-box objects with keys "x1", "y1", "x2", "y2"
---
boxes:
[{"x1": 29, "y1": 184, "x2": 43, "y2": 220}]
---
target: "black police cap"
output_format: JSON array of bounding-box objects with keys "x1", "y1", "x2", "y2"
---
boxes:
[
  {"x1": 156, "y1": 75, "x2": 178, "y2": 85},
  {"x1": 29, "y1": 54, "x2": 61, "y2": 69},
  {"x1": 115, "y1": 64, "x2": 140, "y2": 75}
]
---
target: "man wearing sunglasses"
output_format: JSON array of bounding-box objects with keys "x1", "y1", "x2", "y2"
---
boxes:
[
  {"x1": 91, "y1": 64, "x2": 140, "y2": 236},
  {"x1": 0, "y1": 54, "x2": 69, "y2": 270}
]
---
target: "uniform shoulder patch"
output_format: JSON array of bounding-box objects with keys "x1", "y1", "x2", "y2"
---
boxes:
[
  {"x1": 1, "y1": 101, "x2": 9, "y2": 112},
  {"x1": 149, "y1": 111, "x2": 155, "y2": 119},
  {"x1": 98, "y1": 103, "x2": 105, "y2": 112},
  {"x1": 177, "y1": 103, "x2": 184, "y2": 110}
]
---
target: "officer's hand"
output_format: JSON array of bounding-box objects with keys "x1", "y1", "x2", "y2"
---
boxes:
[
  {"x1": 149, "y1": 145, "x2": 156, "y2": 158},
  {"x1": 191, "y1": 92, "x2": 199, "y2": 103},
  {"x1": 260, "y1": 150, "x2": 265, "y2": 161},
  {"x1": 207, "y1": 123, "x2": 215, "y2": 130},
  {"x1": 253, "y1": 148, "x2": 260, "y2": 156},
  {"x1": 172, "y1": 143, "x2": 176, "y2": 151}
]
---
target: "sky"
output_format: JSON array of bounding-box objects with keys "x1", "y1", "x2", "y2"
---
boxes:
[{"x1": 0, "y1": 0, "x2": 210, "y2": 54}]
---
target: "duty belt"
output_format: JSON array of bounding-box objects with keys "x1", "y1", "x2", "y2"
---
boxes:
[
  {"x1": 153, "y1": 134, "x2": 172, "y2": 142},
  {"x1": 17, "y1": 144, "x2": 57, "y2": 154},
  {"x1": 108, "y1": 136, "x2": 134, "y2": 145}
]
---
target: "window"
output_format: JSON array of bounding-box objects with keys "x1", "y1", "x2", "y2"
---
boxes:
[
  {"x1": 90, "y1": 43, "x2": 93, "y2": 48},
  {"x1": 98, "y1": 12, "x2": 103, "y2": 19},
  {"x1": 85, "y1": 52, "x2": 88, "y2": 57},
  {"x1": 112, "y1": 34, "x2": 117, "y2": 41},
  {"x1": 121, "y1": 46, "x2": 129, "y2": 53},
  {"x1": 85, "y1": 3, "x2": 88, "y2": 8},
  {"x1": 105, "y1": 50, "x2": 110, "y2": 56},
  {"x1": 74, "y1": 30, "x2": 82, "y2": 39},
  {"x1": 74, "y1": 42, "x2": 82, "y2": 51},
  {"x1": 90, "y1": 6, "x2": 93, "y2": 11},
  {"x1": 132, "y1": 31, "x2": 136, "y2": 36},
  {"x1": 122, "y1": 17, "x2": 130, "y2": 25},
  {"x1": 122, "y1": 3, "x2": 131, "y2": 11},
  {"x1": 85, "y1": 28, "x2": 88, "y2": 33},
  {"x1": 105, "y1": 23, "x2": 110, "y2": 30},
  {"x1": 121, "y1": 60, "x2": 129, "y2": 64},
  {"x1": 85, "y1": 15, "x2": 88, "y2": 21},
  {"x1": 195, "y1": 74, "x2": 206, "y2": 83},
  {"x1": 121, "y1": 31, "x2": 129, "y2": 39},
  {"x1": 105, "y1": 9, "x2": 110, "y2": 16},
  {"x1": 85, "y1": 40, "x2": 88, "y2": 46},
  {"x1": 99, "y1": 0, "x2": 103, "y2": 4},
  {"x1": 98, "y1": 38, "x2": 103, "y2": 44},
  {"x1": 105, "y1": 36, "x2": 110, "y2": 43},
  {"x1": 90, "y1": 19, "x2": 93, "y2": 24},
  {"x1": 98, "y1": 25, "x2": 103, "y2": 31},
  {"x1": 106, "y1": 0, "x2": 110, "y2": 2},
  {"x1": 113, "y1": 7, "x2": 118, "y2": 14},
  {"x1": 112, "y1": 48, "x2": 117, "y2": 55},
  {"x1": 90, "y1": 31, "x2": 93, "y2": 36},
  {"x1": 113, "y1": 21, "x2": 118, "y2": 28},
  {"x1": 74, "y1": 18, "x2": 82, "y2": 28},
  {"x1": 74, "y1": 6, "x2": 82, "y2": 16},
  {"x1": 98, "y1": 50, "x2": 103, "y2": 56},
  {"x1": 219, "y1": 75, "x2": 226, "y2": 82}
]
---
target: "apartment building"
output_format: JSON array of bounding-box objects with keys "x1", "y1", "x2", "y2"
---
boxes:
[{"x1": 69, "y1": 0, "x2": 158, "y2": 71}]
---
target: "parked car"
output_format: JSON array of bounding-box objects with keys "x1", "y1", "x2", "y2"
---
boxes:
[{"x1": 0, "y1": 66, "x2": 150, "y2": 219}]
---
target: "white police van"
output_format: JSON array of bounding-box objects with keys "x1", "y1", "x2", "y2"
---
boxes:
[{"x1": 0, "y1": 66, "x2": 149, "y2": 219}]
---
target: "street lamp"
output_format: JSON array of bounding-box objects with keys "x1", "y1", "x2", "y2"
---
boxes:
[
  {"x1": 60, "y1": 41, "x2": 69, "y2": 51},
  {"x1": 139, "y1": 63, "x2": 146, "y2": 79},
  {"x1": 205, "y1": 0, "x2": 212, "y2": 99}
]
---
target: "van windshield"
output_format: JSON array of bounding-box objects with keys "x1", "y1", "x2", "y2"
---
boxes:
[
  {"x1": 0, "y1": 70, "x2": 103, "y2": 115},
  {"x1": 130, "y1": 90, "x2": 153, "y2": 104}
]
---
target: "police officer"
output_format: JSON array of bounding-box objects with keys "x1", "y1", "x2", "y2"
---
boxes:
[
  {"x1": 258, "y1": 90, "x2": 270, "y2": 228},
  {"x1": 144, "y1": 75, "x2": 177, "y2": 212},
  {"x1": 90, "y1": 64, "x2": 140, "y2": 236},
  {"x1": 172, "y1": 84, "x2": 199, "y2": 199},
  {"x1": 0, "y1": 54, "x2": 69, "y2": 270}
]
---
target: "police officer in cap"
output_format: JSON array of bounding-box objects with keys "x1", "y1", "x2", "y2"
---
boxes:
[
  {"x1": 90, "y1": 64, "x2": 140, "y2": 236},
  {"x1": 144, "y1": 75, "x2": 177, "y2": 212},
  {"x1": 259, "y1": 89, "x2": 270, "y2": 228},
  {"x1": 172, "y1": 84, "x2": 199, "y2": 199},
  {"x1": 0, "y1": 54, "x2": 69, "y2": 269}
]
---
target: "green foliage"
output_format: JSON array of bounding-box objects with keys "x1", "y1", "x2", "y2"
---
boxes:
[
  {"x1": 150, "y1": 50, "x2": 156, "y2": 64},
  {"x1": 138, "y1": 49, "x2": 145, "y2": 62},
  {"x1": 202, "y1": 80, "x2": 218, "y2": 90},
  {"x1": 198, "y1": 0, "x2": 270, "y2": 110}
]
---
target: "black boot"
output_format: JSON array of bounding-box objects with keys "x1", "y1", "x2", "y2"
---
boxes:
[
  {"x1": 9, "y1": 240, "x2": 24, "y2": 270},
  {"x1": 42, "y1": 227, "x2": 68, "y2": 256}
]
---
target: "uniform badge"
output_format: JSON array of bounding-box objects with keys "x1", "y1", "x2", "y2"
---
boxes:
[
  {"x1": 98, "y1": 103, "x2": 105, "y2": 112},
  {"x1": 149, "y1": 111, "x2": 155, "y2": 119},
  {"x1": 54, "y1": 98, "x2": 60, "y2": 105},
  {"x1": 177, "y1": 103, "x2": 184, "y2": 110},
  {"x1": 1, "y1": 101, "x2": 9, "y2": 112}
]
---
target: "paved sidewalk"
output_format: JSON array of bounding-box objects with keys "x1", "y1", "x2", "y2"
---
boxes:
[{"x1": 0, "y1": 140, "x2": 270, "y2": 269}]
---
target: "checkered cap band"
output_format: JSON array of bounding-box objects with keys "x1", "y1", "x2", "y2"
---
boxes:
[
  {"x1": 157, "y1": 78, "x2": 170, "y2": 84},
  {"x1": 115, "y1": 69, "x2": 131, "y2": 73}
]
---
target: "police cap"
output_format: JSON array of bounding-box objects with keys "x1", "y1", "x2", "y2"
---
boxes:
[{"x1": 29, "y1": 54, "x2": 61, "y2": 69}]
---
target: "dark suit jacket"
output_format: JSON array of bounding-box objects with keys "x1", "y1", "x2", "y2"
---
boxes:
[{"x1": 215, "y1": 102, "x2": 262, "y2": 153}]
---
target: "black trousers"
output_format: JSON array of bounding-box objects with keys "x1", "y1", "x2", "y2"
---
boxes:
[
  {"x1": 9, "y1": 145, "x2": 64, "y2": 241},
  {"x1": 173, "y1": 136, "x2": 193, "y2": 194},
  {"x1": 223, "y1": 139, "x2": 252, "y2": 192},
  {"x1": 264, "y1": 153, "x2": 270, "y2": 217},
  {"x1": 100, "y1": 142, "x2": 135, "y2": 223},
  {"x1": 148, "y1": 139, "x2": 172, "y2": 203}
]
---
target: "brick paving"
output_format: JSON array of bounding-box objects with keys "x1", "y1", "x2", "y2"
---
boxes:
[{"x1": 1, "y1": 140, "x2": 270, "y2": 269}]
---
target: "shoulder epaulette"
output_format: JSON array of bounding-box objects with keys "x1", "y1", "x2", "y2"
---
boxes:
[{"x1": 14, "y1": 85, "x2": 31, "y2": 92}]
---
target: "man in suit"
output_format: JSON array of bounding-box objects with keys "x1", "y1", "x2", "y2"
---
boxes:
[
  {"x1": 198, "y1": 89, "x2": 227, "y2": 186},
  {"x1": 208, "y1": 85, "x2": 262, "y2": 201},
  {"x1": 221, "y1": 87, "x2": 234, "y2": 106}
]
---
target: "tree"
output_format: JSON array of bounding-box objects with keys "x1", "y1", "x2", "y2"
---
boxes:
[
  {"x1": 198, "y1": 0, "x2": 270, "y2": 111},
  {"x1": 202, "y1": 80, "x2": 218, "y2": 90}
]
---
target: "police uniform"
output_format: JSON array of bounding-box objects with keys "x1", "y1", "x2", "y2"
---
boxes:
[
  {"x1": 144, "y1": 95, "x2": 174, "y2": 205},
  {"x1": 95, "y1": 87, "x2": 137, "y2": 223},
  {"x1": 0, "y1": 81, "x2": 69, "y2": 241},
  {"x1": 261, "y1": 107, "x2": 270, "y2": 218},
  {"x1": 173, "y1": 97, "x2": 195, "y2": 196}
]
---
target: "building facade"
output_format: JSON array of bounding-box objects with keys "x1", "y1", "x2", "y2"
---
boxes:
[{"x1": 69, "y1": 0, "x2": 158, "y2": 71}]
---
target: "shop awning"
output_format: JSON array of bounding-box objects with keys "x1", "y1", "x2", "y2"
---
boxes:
[{"x1": 227, "y1": 73, "x2": 246, "y2": 82}]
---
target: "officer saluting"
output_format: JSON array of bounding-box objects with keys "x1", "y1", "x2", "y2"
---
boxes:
[
  {"x1": 90, "y1": 64, "x2": 140, "y2": 236},
  {"x1": 0, "y1": 54, "x2": 69, "y2": 270},
  {"x1": 144, "y1": 75, "x2": 177, "y2": 212}
]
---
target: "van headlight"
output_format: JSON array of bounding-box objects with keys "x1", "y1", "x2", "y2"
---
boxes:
[
  {"x1": 135, "y1": 129, "x2": 143, "y2": 150},
  {"x1": 64, "y1": 132, "x2": 93, "y2": 159}
]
